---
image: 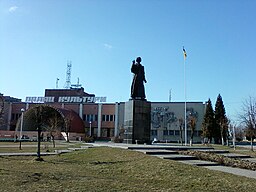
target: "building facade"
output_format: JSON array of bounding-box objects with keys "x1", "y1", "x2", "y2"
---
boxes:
[{"x1": 0, "y1": 89, "x2": 205, "y2": 143}]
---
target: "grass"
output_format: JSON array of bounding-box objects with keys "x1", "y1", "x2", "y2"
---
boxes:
[{"x1": 1, "y1": 146, "x2": 256, "y2": 192}]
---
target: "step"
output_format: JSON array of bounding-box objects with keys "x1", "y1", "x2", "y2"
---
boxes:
[
  {"x1": 158, "y1": 154, "x2": 198, "y2": 161},
  {"x1": 136, "y1": 149, "x2": 179, "y2": 155},
  {"x1": 195, "y1": 149, "x2": 230, "y2": 154},
  {"x1": 128, "y1": 146, "x2": 214, "y2": 151},
  {"x1": 178, "y1": 160, "x2": 219, "y2": 166},
  {"x1": 221, "y1": 153, "x2": 251, "y2": 158}
]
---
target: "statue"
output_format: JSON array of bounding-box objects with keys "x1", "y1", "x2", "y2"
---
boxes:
[{"x1": 131, "y1": 57, "x2": 147, "y2": 100}]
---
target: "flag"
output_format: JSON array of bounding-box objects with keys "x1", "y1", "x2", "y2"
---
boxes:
[{"x1": 183, "y1": 46, "x2": 187, "y2": 59}]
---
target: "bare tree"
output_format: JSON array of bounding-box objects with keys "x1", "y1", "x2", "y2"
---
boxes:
[
  {"x1": 240, "y1": 97, "x2": 256, "y2": 151},
  {"x1": 234, "y1": 125, "x2": 244, "y2": 142},
  {"x1": 64, "y1": 111, "x2": 74, "y2": 142},
  {"x1": 178, "y1": 118, "x2": 184, "y2": 145},
  {"x1": 46, "y1": 112, "x2": 63, "y2": 148},
  {"x1": 188, "y1": 117, "x2": 196, "y2": 146},
  {"x1": 220, "y1": 117, "x2": 229, "y2": 145},
  {"x1": 33, "y1": 106, "x2": 44, "y2": 160},
  {"x1": 0, "y1": 116, "x2": 5, "y2": 129}
]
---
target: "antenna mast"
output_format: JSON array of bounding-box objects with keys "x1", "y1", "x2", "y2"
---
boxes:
[
  {"x1": 169, "y1": 89, "x2": 172, "y2": 102},
  {"x1": 56, "y1": 78, "x2": 59, "y2": 88},
  {"x1": 71, "y1": 77, "x2": 82, "y2": 89},
  {"x1": 64, "y1": 60, "x2": 72, "y2": 89}
]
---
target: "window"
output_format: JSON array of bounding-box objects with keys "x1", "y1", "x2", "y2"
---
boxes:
[
  {"x1": 174, "y1": 130, "x2": 180, "y2": 136},
  {"x1": 169, "y1": 130, "x2": 174, "y2": 135},
  {"x1": 151, "y1": 130, "x2": 158, "y2": 136},
  {"x1": 94, "y1": 115, "x2": 98, "y2": 121},
  {"x1": 83, "y1": 114, "x2": 98, "y2": 122},
  {"x1": 86, "y1": 115, "x2": 90, "y2": 122},
  {"x1": 11, "y1": 113, "x2": 15, "y2": 121},
  {"x1": 163, "y1": 130, "x2": 168, "y2": 136},
  {"x1": 102, "y1": 114, "x2": 115, "y2": 121}
]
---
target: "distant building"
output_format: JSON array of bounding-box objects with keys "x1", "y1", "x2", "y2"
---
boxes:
[{"x1": 0, "y1": 88, "x2": 205, "y2": 143}]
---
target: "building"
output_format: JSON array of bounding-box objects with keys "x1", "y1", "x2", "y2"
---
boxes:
[{"x1": 0, "y1": 89, "x2": 205, "y2": 143}]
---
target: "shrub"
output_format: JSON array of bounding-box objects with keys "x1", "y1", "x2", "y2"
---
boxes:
[
  {"x1": 84, "y1": 136, "x2": 94, "y2": 143},
  {"x1": 180, "y1": 150, "x2": 256, "y2": 171},
  {"x1": 111, "y1": 136, "x2": 123, "y2": 143}
]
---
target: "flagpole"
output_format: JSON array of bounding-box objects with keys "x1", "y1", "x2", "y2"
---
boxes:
[{"x1": 183, "y1": 47, "x2": 187, "y2": 146}]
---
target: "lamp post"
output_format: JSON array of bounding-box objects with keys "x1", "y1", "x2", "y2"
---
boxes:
[
  {"x1": 19, "y1": 108, "x2": 25, "y2": 150},
  {"x1": 233, "y1": 125, "x2": 236, "y2": 150},
  {"x1": 89, "y1": 121, "x2": 92, "y2": 137},
  {"x1": 125, "y1": 129, "x2": 128, "y2": 144}
]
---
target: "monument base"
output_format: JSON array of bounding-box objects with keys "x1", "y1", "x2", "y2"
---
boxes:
[{"x1": 124, "y1": 100, "x2": 151, "y2": 144}]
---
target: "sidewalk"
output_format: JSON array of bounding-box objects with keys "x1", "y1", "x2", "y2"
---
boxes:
[
  {"x1": 90, "y1": 142, "x2": 256, "y2": 179},
  {"x1": 0, "y1": 146, "x2": 90, "y2": 157}
]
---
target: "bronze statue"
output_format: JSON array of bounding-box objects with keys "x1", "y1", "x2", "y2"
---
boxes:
[{"x1": 131, "y1": 57, "x2": 147, "y2": 100}]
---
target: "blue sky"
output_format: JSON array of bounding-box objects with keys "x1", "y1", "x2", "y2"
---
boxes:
[{"x1": 1, "y1": 0, "x2": 256, "y2": 121}]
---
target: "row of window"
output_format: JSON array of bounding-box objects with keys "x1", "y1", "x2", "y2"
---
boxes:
[
  {"x1": 151, "y1": 130, "x2": 203, "y2": 136},
  {"x1": 102, "y1": 114, "x2": 115, "y2": 122},
  {"x1": 83, "y1": 114, "x2": 115, "y2": 122},
  {"x1": 11, "y1": 113, "x2": 21, "y2": 121},
  {"x1": 83, "y1": 114, "x2": 98, "y2": 122}
]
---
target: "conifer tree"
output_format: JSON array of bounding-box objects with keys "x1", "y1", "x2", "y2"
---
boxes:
[
  {"x1": 215, "y1": 94, "x2": 228, "y2": 145},
  {"x1": 202, "y1": 99, "x2": 215, "y2": 143}
]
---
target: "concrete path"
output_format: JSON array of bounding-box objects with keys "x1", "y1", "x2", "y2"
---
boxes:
[
  {"x1": 204, "y1": 165, "x2": 256, "y2": 179},
  {"x1": 89, "y1": 142, "x2": 256, "y2": 179},
  {"x1": 0, "y1": 146, "x2": 91, "y2": 157},
  {"x1": 178, "y1": 160, "x2": 219, "y2": 166}
]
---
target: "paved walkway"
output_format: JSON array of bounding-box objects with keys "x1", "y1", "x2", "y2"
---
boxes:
[
  {"x1": 90, "y1": 142, "x2": 256, "y2": 179},
  {"x1": 204, "y1": 165, "x2": 256, "y2": 179},
  {"x1": 0, "y1": 146, "x2": 90, "y2": 157}
]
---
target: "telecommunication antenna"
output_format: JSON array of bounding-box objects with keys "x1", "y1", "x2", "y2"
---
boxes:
[
  {"x1": 56, "y1": 78, "x2": 59, "y2": 88},
  {"x1": 169, "y1": 89, "x2": 172, "y2": 102},
  {"x1": 71, "y1": 77, "x2": 82, "y2": 88},
  {"x1": 64, "y1": 61, "x2": 72, "y2": 89}
]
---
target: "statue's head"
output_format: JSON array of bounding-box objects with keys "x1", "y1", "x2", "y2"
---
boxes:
[{"x1": 136, "y1": 57, "x2": 141, "y2": 63}]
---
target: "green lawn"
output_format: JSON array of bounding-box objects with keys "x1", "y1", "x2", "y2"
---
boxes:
[{"x1": 1, "y1": 147, "x2": 256, "y2": 192}]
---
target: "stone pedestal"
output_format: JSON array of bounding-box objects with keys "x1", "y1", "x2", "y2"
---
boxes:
[{"x1": 124, "y1": 100, "x2": 151, "y2": 144}]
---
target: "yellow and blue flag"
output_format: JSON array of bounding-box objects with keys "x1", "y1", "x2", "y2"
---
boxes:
[{"x1": 183, "y1": 47, "x2": 187, "y2": 59}]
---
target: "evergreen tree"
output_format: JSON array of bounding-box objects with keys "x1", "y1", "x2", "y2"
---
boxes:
[
  {"x1": 202, "y1": 99, "x2": 215, "y2": 143},
  {"x1": 215, "y1": 94, "x2": 228, "y2": 145}
]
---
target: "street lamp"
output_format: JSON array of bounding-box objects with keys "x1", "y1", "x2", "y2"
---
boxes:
[
  {"x1": 89, "y1": 121, "x2": 92, "y2": 137},
  {"x1": 125, "y1": 129, "x2": 128, "y2": 144},
  {"x1": 233, "y1": 125, "x2": 236, "y2": 150},
  {"x1": 19, "y1": 108, "x2": 25, "y2": 150}
]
